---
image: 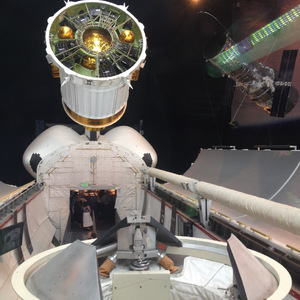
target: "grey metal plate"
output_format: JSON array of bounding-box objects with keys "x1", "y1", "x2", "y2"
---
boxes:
[{"x1": 26, "y1": 240, "x2": 102, "y2": 300}]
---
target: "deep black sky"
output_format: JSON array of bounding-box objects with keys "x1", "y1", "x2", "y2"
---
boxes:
[{"x1": 1, "y1": 0, "x2": 300, "y2": 186}]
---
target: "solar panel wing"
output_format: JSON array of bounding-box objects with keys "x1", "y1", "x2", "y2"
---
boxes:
[{"x1": 271, "y1": 50, "x2": 298, "y2": 117}]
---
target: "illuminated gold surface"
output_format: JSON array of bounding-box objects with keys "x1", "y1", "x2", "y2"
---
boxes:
[
  {"x1": 119, "y1": 30, "x2": 135, "y2": 43},
  {"x1": 83, "y1": 29, "x2": 112, "y2": 53},
  {"x1": 131, "y1": 69, "x2": 140, "y2": 81},
  {"x1": 63, "y1": 103, "x2": 127, "y2": 129},
  {"x1": 51, "y1": 64, "x2": 60, "y2": 78},
  {"x1": 57, "y1": 26, "x2": 74, "y2": 39},
  {"x1": 81, "y1": 56, "x2": 97, "y2": 70}
]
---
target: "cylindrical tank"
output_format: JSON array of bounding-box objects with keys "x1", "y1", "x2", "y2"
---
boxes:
[{"x1": 45, "y1": 1, "x2": 147, "y2": 130}]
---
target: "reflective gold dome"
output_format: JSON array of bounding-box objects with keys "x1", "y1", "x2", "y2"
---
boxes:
[
  {"x1": 119, "y1": 30, "x2": 135, "y2": 43},
  {"x1": 83, "y1": 29, "x2": 112, "y2": 53},
  {"x1": 81, "y1": 56, "x2": 97, "y2": 70},
  {"x1": 57, "y1": 26, "x2": 74, "y2": 39}
]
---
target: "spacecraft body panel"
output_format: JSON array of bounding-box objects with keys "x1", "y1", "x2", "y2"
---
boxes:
[
  {"x1": 35, "y1": 139, "x2": 145, "y2": 241},
  {"x1": 0, "y1": 192, "x2": 56, "y2": 300},
  {"x1": 22, "y1": 125, "x2": 82, "y2": 178},
  {"x1": 104, "y1": 125, "x2": 158, "y2": 167},
  {"x1": 60, "y1": 68, "x2": 129, "y2": 119}
]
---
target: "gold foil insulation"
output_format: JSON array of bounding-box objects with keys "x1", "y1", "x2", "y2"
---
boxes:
[
  {"x1": 57, "y1": 26, "x2": 74, "y2": 39},
  {"x1": 159, "y1": 255, "x2": 179, "y2": 274},
  {"x1": 83, "y1": 29, "x2": 112, "y2": 53},
  {"x1": 131, "y1": 69, "x2": 140, "y2": 81},
  {"x1": 119, "y1": 30, "x2": 135, "y2": 43},
  {"x1": 51, "y1": 64, "x2": 60, "y2": 78},
  {"x1": 98, "y1": 258, "x2": 115, "y2": 277},
  {"x1": 81, "y1": 56, "x2": 97, "y2": 70},
  {"x1": 63, "y1": 103, "x2": 127, "y2": 130}
]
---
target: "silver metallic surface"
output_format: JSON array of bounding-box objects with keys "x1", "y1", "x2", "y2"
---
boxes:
[
  {"x1": 117, "y1": 249, "x2": 159, "y2": 260},
  {"x1": 108, "y1": 252, "x2": 118, "y2": 264},
  {"x1": 96, "y1": 243, "x2": 117, "y2": 256},
  {"x1": 26, "y1": 240, "x2": 101, "y2": 300},
  {"x1": 181, "y1": 243, "x2": 229, "y2": 256},
  {"x1": 157, "y1": 250, "x2": 166, "y2": 263},
  {"x1": 127, "y1": 215, "x2": 151, "y2": 223},
  {"x1": 130, "y1": 259, "x2": 150, "y2": 271}
]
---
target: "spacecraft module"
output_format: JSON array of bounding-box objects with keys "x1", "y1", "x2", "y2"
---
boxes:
[{"x1": 45, "y1": 0, "x2": 147, "y2": 130}]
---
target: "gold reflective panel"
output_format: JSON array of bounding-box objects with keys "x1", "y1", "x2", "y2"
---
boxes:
[
  {"x1": 131, "y1": 68, "x2": 140, "y2": 81},
  {"x1": 63, "y1": 103, "x2": 127, "y2": 129},
  {"x1": 83, "y1": 29, "x2": 112, "y2": 53},
  {"x1": 57, "y1": 26, "x2": 74, "y2": 39},
  {"x1": 119, "y1": 30, "x2": 135, "y2": 43},
  {"x1": 51, "y1": 64, "x2": 60, "y2": 78},
  {"x1": 81, "y1": 56, "x2": 97, "y2": 70}
]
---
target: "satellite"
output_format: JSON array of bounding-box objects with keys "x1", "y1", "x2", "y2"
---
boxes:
[{"x1": 204, "y1": 5, "x2": 300, "y2": 117}]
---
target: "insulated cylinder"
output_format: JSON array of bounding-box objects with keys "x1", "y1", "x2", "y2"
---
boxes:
[{"x1": 45, "y1": 1, "x2": 147, "y2": 130}]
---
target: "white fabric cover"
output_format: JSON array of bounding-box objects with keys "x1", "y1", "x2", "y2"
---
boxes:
[
  {"x1": 170, "y1": 256, "x2": 233, "y2": 300},
  {"x1": 0, "y1": 219, "x2": 19, "y2": 300},
  {"x1": 145, "y1": 193, "x2": 161, "y2": 221},
  {"x1": 148, "y1": 167, "x2": 300, "y2": 236},
  {"x1": 115, "y1": 184, "x2": 143, "y2": 220},
  {"x1": 37, "y1": 140, "x2": 145, "y2": 239},
  {"x1": 0, "y1": 189, "x2": 56, "y2": 299},
  {"x1": 100, "y1": 257, "x2": 233, "y2": 300},
  {"x1": 26, "y1": 193, "x2": 56, "y2": 255}
]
